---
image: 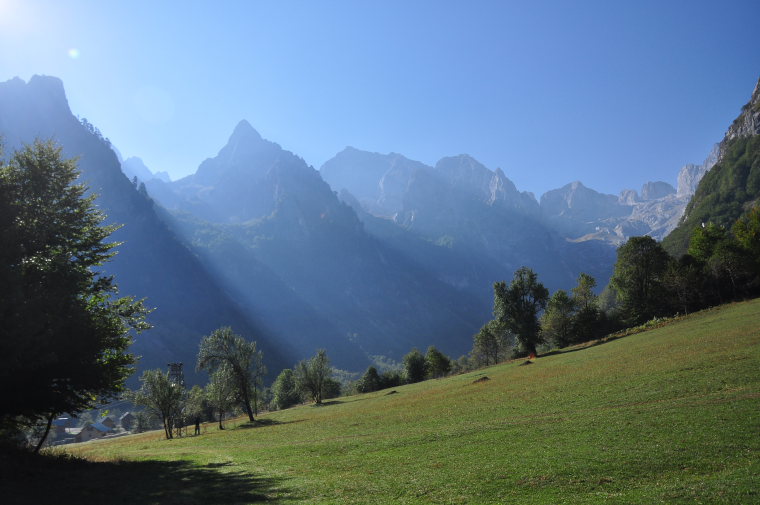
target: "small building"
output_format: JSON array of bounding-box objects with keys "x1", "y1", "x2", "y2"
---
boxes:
[
  {"x1": 98, "y1": 416, "x2": 116, "y2": 430},
  {"x1": 74, "y1": 422, "x2": 112, "y2": 443},
  {"x1": 52, "y1": 417, "x2": 75, "y2": 437},
  {"x1": 119, "y1": 412, "x2": 136, "y2": 431}
]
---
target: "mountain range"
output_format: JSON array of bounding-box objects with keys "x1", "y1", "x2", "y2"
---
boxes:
[{"x1": 2, "y1": 73, "x2": 753, "y2": 383}]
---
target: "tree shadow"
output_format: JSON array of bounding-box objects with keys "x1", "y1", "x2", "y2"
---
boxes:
[
  {"x1": 539, "y1": 336, "x2": 619, "y2": 358},
  {"x1": 1, "y1": 447, "x2": 294, "y2": 505},
  {"x1": 234, "y1": 418, "x2": 303, "y2": 429}
]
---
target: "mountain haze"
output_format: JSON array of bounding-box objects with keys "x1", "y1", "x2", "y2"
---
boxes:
[{"x1": 0, "y1": 76, "x2": 291, "y2": 384}]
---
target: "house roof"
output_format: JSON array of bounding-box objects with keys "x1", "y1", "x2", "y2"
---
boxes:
[{"x1": 91, "y1": 422, "x2": 112, "y2": 432}]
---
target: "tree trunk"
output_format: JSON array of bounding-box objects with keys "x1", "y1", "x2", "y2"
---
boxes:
[
  {"x1": 34, "y1": 412, "x2": 55, "y2": 453},
  {"x1": 242, "y1": 389, "x2": 255, "y2": 422},
  {"x1": 218, "y1": 410, "x2": 224, "y2": 430}
]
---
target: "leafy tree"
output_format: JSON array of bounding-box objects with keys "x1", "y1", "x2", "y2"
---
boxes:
[
  {"x1": 569, "y1": 273, "x2": 600, "y2": 343},
  {"x1": 541, "y1": 290, "x2": 575, "y2": 348},
  {"x1": 206, "y1": 365, "x2": 236, "y2": 430},
  {"x1": 663, "y1": 255, "x2": 703, "y2": 314},
  {"x1": 197, "y1": 327, "x2": 265, "y2": 422},
  {"x1": 185, "y1": 385, "x2": 208, "y2": 424},
  {"x1": 424, "y1": 346, "x2": 451, "y2": 379},
  {"x1": 356, "y1": 366, "x2": 382, "y2": 393},
  {"x1": 733, "y1": 206, "x2": 760, "y2": 261},
  {"x1": 472, "y1": 320, "x2": 510, "y2": 366},
  {"x1": 323, "y1": 377, "x2": 342, "y2": 400},
  {"x1": 378, "y1": 370, "x2": 403, "y2": 389},
  {"x1": 494, "y1": 267, "x2": 549, "y2": 357},
  {"x1": 272, "y1": 368, "x2": 301, "y2": 410},
  {"x1": 129, "y1": 369, "x2": 185, "y2": 440},
  {"x1": 0, "y1": 141, "x2": 149, "y2": 450},
  {"x1": 610, "y1": 236, "x2": 671, "y2": 325},
  {"x1": 294, "y1": 350, "x2": 333, "y2": 404},
  {"x1": 402, "y1": 348, "x2": 426, "y2": 383}
]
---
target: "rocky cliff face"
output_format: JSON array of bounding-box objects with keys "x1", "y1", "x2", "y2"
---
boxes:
[{"x1": 722, "y1": 78, "x2": 760, "y2": 152}]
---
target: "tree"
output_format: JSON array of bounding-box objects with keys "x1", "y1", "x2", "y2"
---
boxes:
[
  {"x1": 206, "y1": 365, "x2": 236, "y2": 430},
  {"x1": 425, "y1": 346, "x2": 451, "y2": 379},
  {"x1": 610, "y1": 236, "x2": 671, "y2": 325},
  {"x1": 355, "y1": 366, "x2": 381, "y2": 393},
  {"x1": 569, "y1": 273, "x2": 600, "y2": 343},
  {"x1": 402, "y1": 348, "x2": 426, "y2": 383},
  {"x1": 0, "y1": 141, "x2": 149, "y2": 450},
  {"x1": 472, "y1": 320, "x2": 510, "y2": 366},
  {"x1": 129, "y1": 369, "x2": 185, "y2": 440},
  {"x1": 294, "y1": 350, "x2": 333, "y2": 404},
  {"x1": 494, "y1": 267, "x2": 549, "y2": 357},
  {"x1": 272, "y1": 368, "x2": 301, "y2": 410},
  {"x1": 197, "y1": 327, "x2": 265, "y2": 422},
  {"x1": 541, "y1": 290, "x2": 575, "y2": 348}
]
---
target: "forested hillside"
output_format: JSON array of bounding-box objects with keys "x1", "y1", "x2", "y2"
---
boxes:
[{"x1": 664, "y1": 78, "x2": 760, "y2": 256}]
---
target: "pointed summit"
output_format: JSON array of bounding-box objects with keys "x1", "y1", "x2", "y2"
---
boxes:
[{"x1": 229, "y1": 119, "x2": 263, "y2": 143}]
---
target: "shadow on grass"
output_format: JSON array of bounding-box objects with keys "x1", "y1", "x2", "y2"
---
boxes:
[
  {"x1": 235, "y1": 418, "x2": 304, "y2": 430},
  {"x1": 1, "y1": 447, "x2": 293, "y2": 505},
  {"x1": 540, "y1": 336, "x2": 621, "y2": 359}
]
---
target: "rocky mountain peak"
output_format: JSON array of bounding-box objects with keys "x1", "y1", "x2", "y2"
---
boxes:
[
  {"x1": 640, "y1": 181, "x2": 675, "y2": 201},
  {"x1": 721, "y1": 76, "x2": 760, "y2": 157},
  {"x1": 229, "y1": 119, "x2": 263, "y2": 143}
]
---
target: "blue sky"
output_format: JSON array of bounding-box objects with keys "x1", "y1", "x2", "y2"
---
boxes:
[{"x1": 1, "y1": 0, "x2": 758, "y2": 196}]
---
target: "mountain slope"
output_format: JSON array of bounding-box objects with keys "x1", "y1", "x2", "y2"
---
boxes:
[
  {"x1": 0, "y1": 76, "x2": 291, "y2": 383},
  {"x1": 63, "y1": 298, "x2": 760, "y2": 504},
  {"x1": 147, "y1": 124, "x2": 487, "y2": 365},
  {"x1": 663, "y1": 77, "x2": 760, "y2": 256}
]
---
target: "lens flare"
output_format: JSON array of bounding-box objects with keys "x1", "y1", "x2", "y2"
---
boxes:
[{"x1": 68, "y1": 48, "x2": 80, "y2": 59}]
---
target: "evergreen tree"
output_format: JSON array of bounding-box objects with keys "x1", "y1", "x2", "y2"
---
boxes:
[{"x1": 356, "y1": 366, "x2": 382, "y2": 393}]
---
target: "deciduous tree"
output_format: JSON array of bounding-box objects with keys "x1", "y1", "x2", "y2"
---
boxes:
[
  {"x1": 0, "y1": 141, "x2": 149, "y2": 449},
  {"x1": 197, "y1": 327, "x2": 265, "y2": 422},
  {"x1": 494, "y1": 267, "x2": 549, "y2": 357}
]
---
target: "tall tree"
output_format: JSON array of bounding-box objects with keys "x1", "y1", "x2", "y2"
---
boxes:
[
  {"x1": 294, "y1": 350, "x2": 333, "y2": 405},
  {"x1": 541, "y1": 290, "x2": 575, "y2": 348},
  {"x1": 0, "y1": 141, "x2": 149, "y2": 449},
  {"x1": 472, "y1": 320, "x2": 510, "y2": 366},
  {"x1": 569, "y1": 273, "x2": 600, "y2": 343},
  {"x1": 494, "y1": 267, "x2": 549, "y2": 357},
  {"x1": 197, "y1": 327, "x2": 265, "y2": 422},
  {"x1": 610, "y1": 236, "x2": 671, "y2": 325}
]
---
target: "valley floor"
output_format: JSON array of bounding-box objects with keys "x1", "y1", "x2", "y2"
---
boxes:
[{"x1": 6, "y1": 299, "x2": 760, "y2": 504}]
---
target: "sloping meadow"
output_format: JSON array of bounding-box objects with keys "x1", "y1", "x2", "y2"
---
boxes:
[{"x1": 58, "y1": 300, "x2": 760, "y2": 504}]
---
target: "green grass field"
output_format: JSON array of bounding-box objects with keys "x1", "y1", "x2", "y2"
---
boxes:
[{"x1": 8, "y1": 299, "x2": 760, "y2": 504}]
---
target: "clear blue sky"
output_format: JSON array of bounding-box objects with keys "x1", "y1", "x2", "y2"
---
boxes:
[{"x1": 1, "y1": 0, "x2": 758, "y2": 196}]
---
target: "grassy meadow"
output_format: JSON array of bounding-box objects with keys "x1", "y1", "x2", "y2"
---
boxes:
[{"x1": 8, "y1": 299, "x2": 760, "y2": 504}]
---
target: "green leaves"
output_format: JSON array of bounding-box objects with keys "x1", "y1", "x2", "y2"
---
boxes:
[{"x1": 0, "y1": 140, "x2": 149, "y2": 435}]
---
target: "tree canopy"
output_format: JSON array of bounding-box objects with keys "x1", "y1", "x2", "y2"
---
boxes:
[
  {"x1": 494, "y1": 267, "x2": 549, "y2": 357},
  {"x1": 0, "y1": 141, "x2": 149, "y2": 445},
  {"x1": 197, "y1": 327, "x2": 265, "y2": 422}
]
